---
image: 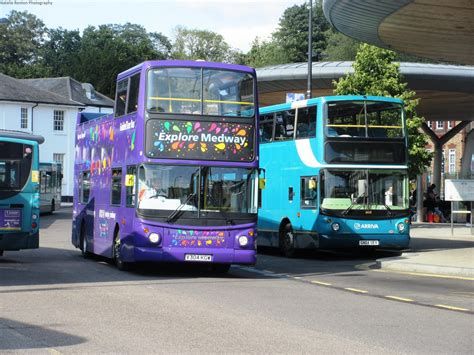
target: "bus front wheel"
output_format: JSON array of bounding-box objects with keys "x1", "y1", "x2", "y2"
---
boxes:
[
  {"x1": 279, "y1": 223, "x2": 297, "y2": 258},
  {"x1": 113, "y1": 229, "x2": 131, "y2": 271}
]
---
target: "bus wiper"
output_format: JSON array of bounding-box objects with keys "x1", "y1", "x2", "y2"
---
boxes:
[
  {"x1": 382, "y1": 203, "x2": 393, "y2": 216},
  {"x1": 206, "y1": 193, "x2": 234, "y2": 225},
  {"x1": 166, "y1": 192, "x2": 196, "y2": 223},
  {"x1": 343, "y1": 192, "x2": 365, "y2": 216}
]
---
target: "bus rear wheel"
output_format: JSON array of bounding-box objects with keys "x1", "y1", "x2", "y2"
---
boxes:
[
  {"x1": 279, "y1": 223, "x2": 297, "y2": 258},
  {"x1": 211, "y1": 263, "x2": 231, "y2": 274},
  {"x1": 80, "y1": 223, "x2": 89, "y2": 258},
  {"x1": 113, "y1": 229, "x2": 131, "y2": 271}
]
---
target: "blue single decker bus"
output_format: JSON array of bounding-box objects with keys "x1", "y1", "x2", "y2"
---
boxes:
[
  {"x1": 0, "y1": 130, "x2": 43, "y2": 256},
  {"x1": 258, "y1": 96, "x2": 410, "y2": 257}
]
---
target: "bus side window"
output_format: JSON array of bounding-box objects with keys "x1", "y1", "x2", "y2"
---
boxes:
[
  {"x1": 81, "y1": 171, "x2": 91, "y2": 204},
  {"x1": 296, "y1": 106, "x2": 317, "y2": 139},
  {"x1": 259, "y1": 113, "x2": 274, "y2": 143},
  {"x1": 275, "y1": 109, "x2": 295, "y2": 141},
  {"x1": 115, "y1": 79, "x2": 128, "y2": 117},
  {"x1": 300, "y1": 176, "x2": 317, "y2": 209},
  {"x1": 126, "y1": 166, "x2": 136, "y2": 207},
  {"x1": 111, "y1": 168, "x2": 122, "y2": 206},
  {"x1": 127, "y1": 74, "x2": 140, "y2": 114}
]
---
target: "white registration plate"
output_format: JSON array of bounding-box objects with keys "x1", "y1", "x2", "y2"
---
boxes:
[
  {"x1": 184, "y1": 254, "x2": 213, "y2": 262},
  {"x1": 359, "y1": 240, "x2": 380, "y2": 246}
]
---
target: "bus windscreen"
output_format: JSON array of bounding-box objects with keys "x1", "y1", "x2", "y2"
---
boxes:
[{"x1": 0, "y1": 141, "x2": 33, "y2": 194}]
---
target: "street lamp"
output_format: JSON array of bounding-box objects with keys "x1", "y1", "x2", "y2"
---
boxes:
[{"x1": 306, "y1": 0, "x2": 313, "y2": 100}]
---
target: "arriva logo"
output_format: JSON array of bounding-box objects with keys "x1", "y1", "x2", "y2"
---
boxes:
[{"x1": 354, "y1": 223, "x2": 379, "y2": 230}]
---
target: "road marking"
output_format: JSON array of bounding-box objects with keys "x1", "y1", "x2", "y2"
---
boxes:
[
  {"x1": 48, "y1": 349, "x2": 62, "y2": 355},
  {"x1": 385, "y1": 295, "x2": 414, "y2": 302},
  {"x1": 435, "y1": 304, "x2": 469, "y2": 312},
  {"x1": 311, "y1": 280, "x2": 332, "y2": 286},
  {"x1": 369, "y1": 268, "x2": 474, "y2": 281},
  {"x1": 344, "y1": 288, "x2": 368, "y2": 294},
  {"x1": 293, "y1": 276, "x2": 302, "y2": 280}
]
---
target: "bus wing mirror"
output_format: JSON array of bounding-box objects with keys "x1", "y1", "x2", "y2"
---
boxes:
[
  {"x1": 258, "y1": 168, "x2": 266, "y2": 190},
  {"x1": 125, "y1": 174, "x2": 135, "y2": 187},
  {"x1": 31, "y1": 170, "x2": 39, "y2": 183}
]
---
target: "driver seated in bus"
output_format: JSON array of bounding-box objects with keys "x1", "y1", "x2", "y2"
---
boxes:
[{"x1": 139, "y1": 180, "x2": 167, "y2": 202}]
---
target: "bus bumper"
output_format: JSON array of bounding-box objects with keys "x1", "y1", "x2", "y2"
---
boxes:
[
  {"x1": 124, "y1": 245, "x2": 257, "y2": 265},
  {"x1": 0, "y1": 231, "x2": 39, "y2": 250},
  {"x1": 318, "y1": 233, "x2": 410, "y2": 250}
]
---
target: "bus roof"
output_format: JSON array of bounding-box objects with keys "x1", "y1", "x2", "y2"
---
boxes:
[
  {"x1": 117, "y1": 60, "x2": 255, "y2": 80},
  {"x1": 0, "y1": 129, "x2": 44, "y2": 144},
  {"x1": 259, "y1": 95, "x2": 404, "y2": 114}
]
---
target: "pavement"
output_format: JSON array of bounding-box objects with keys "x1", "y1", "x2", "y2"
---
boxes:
[{"x1": 377, "y1": 223, "x2": 474, "y2": 278}]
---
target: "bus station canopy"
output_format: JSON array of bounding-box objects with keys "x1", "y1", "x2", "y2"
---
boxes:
[
  {"x1": 256, "y1": 62, "x2": 474, "y2": 122},
  {"x1": 322, "y1": 0, "x2": 474, "y2": 66}
]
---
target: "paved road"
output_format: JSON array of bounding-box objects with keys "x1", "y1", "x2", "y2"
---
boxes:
[{"x1": 0, "y1": 208, "x2": 472, "y2": 353}]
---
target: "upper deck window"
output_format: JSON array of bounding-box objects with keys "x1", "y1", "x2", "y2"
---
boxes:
[
  {"x1": 146, "y1": 67, "x2": 255, "y2": 117},
  {"x1": 326, "y1": 101, "x2": 404, "y2": 139}
]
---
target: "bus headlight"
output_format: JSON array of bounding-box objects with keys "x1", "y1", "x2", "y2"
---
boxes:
[
  {"x1": 331, "y1": 222, "x2": 340, "y2": 232},
  {"x1": 238, "y1": 236, "x2": 249, "y2": 247},
  {"x1": 148, "y1": 232, "x2": 161, "y2": 244},
  {"x1": 397, "y1": 223, "x2": 406, "y2": 233}
]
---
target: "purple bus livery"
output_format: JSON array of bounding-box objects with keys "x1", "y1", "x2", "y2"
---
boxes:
[{"x1": 72, "y1": 60, "x2": 261, "y2": 272}]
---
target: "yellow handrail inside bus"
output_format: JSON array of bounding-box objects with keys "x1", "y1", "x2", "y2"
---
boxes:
[
  {"x1": 326, "y1": 124, "x2": 402, "y2": 129},
  {"x1": 149, "y1": 97, "x2": 254, "y2": 106}
]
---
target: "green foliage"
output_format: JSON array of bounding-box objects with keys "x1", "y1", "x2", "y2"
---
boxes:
[
  {"x1": 242, "y1": 37, "x2": 288, "y2": 68},
  {"x1": 74, "y1": 23, "x2": 171, "y2": 97},
  {"x1": 334, "y1": 44, "x2": 432, "y2": 177},
  {"x1": 323, "y1": 30, "x2": 361, "y2": 61},
  {"x1": 41, "y1": 27, "x2": 82, "y2": 77},
  {"x1": 171, "y1": 26, "x2": 239, "y2": 63},
  {"x1": 0, "y1": 10, "x2": 49, "y2": 77},
  {"x1": 272, "y1": 1, "x2": 330, "y2": 63},
  {"x1": 0, "y1": 11, "x2": 171, "y2": 97}
]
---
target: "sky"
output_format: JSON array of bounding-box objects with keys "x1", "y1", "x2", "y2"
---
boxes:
[{"x1": 0, "y1": 0, "x2": 302, "y2": 52}]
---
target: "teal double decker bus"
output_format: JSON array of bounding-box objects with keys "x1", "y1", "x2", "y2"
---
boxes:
[
  {"x1": 0, "y1": 130, "x2": 43, "y2": 256},
  {"x1": 258, "y1": 96, "x2": 410, "y2": 257}
]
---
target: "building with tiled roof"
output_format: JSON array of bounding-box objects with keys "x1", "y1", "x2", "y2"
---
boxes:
[{"x1": 0, "y1": 73, "x2": 114, "y2": 199}]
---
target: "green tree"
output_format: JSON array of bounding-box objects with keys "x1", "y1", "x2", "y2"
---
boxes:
[
  {"x1": 333, "y1": 44, "x2": 432, "y2": 177},
  {"x1": 272, "y1": 1, "x2": 330, "y2": 63},
  {"x1": 243, "y1": 37, "x2": 288, "y2": 68},
  {"x1": 323, "y1": 30, "x2": 361, "y2": 61},
  {"x1": 0, "y1": 10, "x2": 50, "y2": 77},
  {"x1": 74, "y1": 23, "x2": 171, "y2": 97},
  {"x1": 41, "y1": 27, "x2": 82, "y2": 77},
  {"x1": 171, "y1": 26, "x2": 239, "y2": 63}
]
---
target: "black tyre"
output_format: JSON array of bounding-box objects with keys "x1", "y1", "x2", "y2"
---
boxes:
[
  {"x1": 279, "y1": 223, "x2": 297, "y2": 258},
  {"x1": 51, "y1": 200, "x2": 55, "y2": 214},
  {"x1": 211, "y1": 263, "x2": 231, "y2": 274},
  {"x1": 113, "y1": 229, "x2": 131, "y2": 271},
  {"x1": 80, "y1": 223, "x2": 89, "y2": 258}
]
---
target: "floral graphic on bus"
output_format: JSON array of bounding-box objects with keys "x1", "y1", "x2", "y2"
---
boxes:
[
  {"x1": 170, "y1": 229, "x2": 226, "y2": 248},
  {"x1": 146, "y1": 119, "x2": 254, "y2": 161}
]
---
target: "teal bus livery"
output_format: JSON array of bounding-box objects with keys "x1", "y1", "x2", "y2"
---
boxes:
[
  {"x1": 0, "y1": 130, "x2": 43, "y2": 256},
  {"x1": 258, "y1": 96, "x2": 410, "y2": 257}
]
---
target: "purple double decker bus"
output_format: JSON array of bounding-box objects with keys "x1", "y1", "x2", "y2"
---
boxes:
[{"x1": 72, "y1": 60, "x2": 260, "y2": 272}]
